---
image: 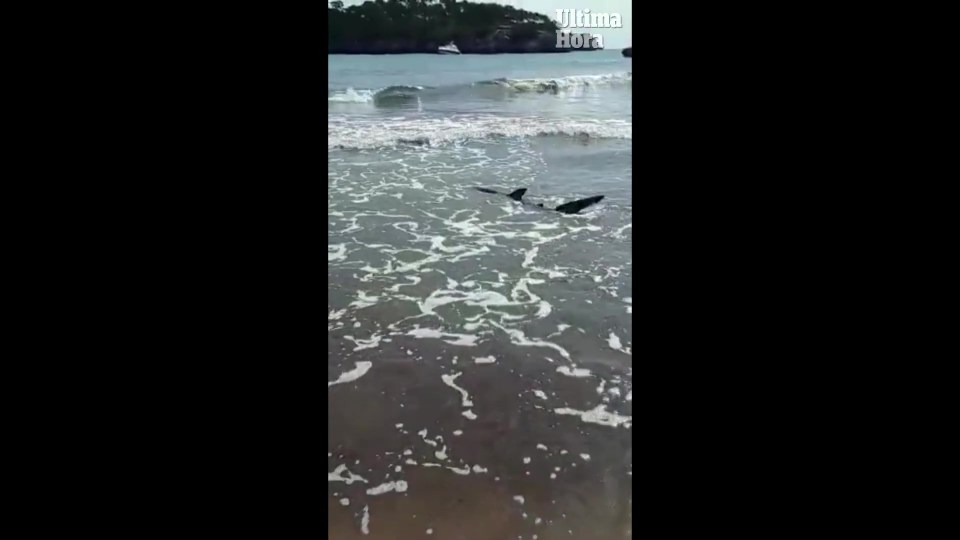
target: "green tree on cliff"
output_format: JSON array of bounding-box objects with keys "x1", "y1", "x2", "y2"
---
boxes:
[{"x1": 328, "y1": 0, "x2": 560, "y2": 49}]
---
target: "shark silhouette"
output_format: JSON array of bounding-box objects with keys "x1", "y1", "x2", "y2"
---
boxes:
[{"x1": 473, "y1": 187, "x2": 604, "y2": 214}]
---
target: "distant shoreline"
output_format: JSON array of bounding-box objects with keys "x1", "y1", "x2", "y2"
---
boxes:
[
  {"x1": 327, "y1": 42, "x2": 604, "y2": 55},
  {"x1": 329, "y1": 1, "x2": 604, "y2": 56},
  {"x1": 327, "y1": 50, "x2": 604, "y2": 55}
]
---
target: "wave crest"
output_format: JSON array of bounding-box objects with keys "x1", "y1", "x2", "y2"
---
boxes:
[
  {"x1": 477, "y1": 72, "x2": 632, "y2": 93},
  {"x1": 329, "y1": 115, "x2": 631, "y2": 150},
  {"x1": 328, "y1": 87, "x2": 376, "y2": 103},
  {"x1": 328, "y1": 84, "x2": 425, "y2": 105},
  {"x1": 328, "y1": 72, "x2": 631, "y2": 103}
]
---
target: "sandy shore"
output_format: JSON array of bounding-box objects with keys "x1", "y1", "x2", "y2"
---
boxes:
[{"x1": 328, "y1": 348, "x2": 632, "y2": 539}]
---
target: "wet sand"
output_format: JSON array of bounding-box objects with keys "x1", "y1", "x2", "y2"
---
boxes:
[{"x1": 328, "y1": 346, "x2": 632, "y2": 539}]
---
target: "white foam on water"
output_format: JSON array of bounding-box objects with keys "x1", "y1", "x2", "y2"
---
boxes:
[
  {"x1": 554, "y1": 405, "x2": 632, "y2": 428},
  {"x1": 328, "y1": 361, "x2": 373, "y2": 387},
  {"x1": 328, "y1": 243, "x2": 348, "y2": 262},
  {"x1": 440, "y1": 371, "x2": 473, "y2": 407},
  {"x1": 533, "y1": 222, "x2": 560, "y2": 230},
  {"x1": 328, "y1": 464, "x2": 369, "y2": 485},
  {"x1": 417, "y1": 429, "x2": 439, "y2": 447},
  {"x1": 366, "y1": 480, "x2": 408, "y2": 496},
  {"x1": 522, "y1": 246, "x2": 539, "y2": 268},
  {"x1": 513, "y1": 495, "x2": 525, "y2": 505},
  {"x1": 330, "y1": 144, "x2": 632, "y2": 463},
  {"x1": 328, "y1": 87, "x2": 375, "y2": 103},
  {"x1": 453, "y1": 430, "x2": 463, "y2": 436},
  {"x1": 472, "y1": 464, "x2": 488, "y2": 474},
  {"x1": 339, "y1": 497, "x2": 350, "y2": 506},
  {"x1": 360, "y1": 505, "x2": 370, "y2": 535},
  {"x1": 568, "y1": 224, "x2": 603, "y2": 234},
  {"x1": 386, "y1": 275, "x2": 421, "y2": 293},
  {"x1": 462, "y1": 409, "x2": 477, "y2": 420},
  {"x1": 537, "y1": 444, "x2": 548, "y2": 451},
  {"x1": 492, "y1": 72, "x2": 633, "y2": 92},
  {"x1": 349, "y1": 291, "x2": 381, "y2": 310},
  {"x1": 343, "y1": 335, "x2": 383, "y2": 352},
  {"x1": 330, "y1": 113, "x2": 632, "y2": 150},
  {"x1": 447, "y1": 465, "x2": 471, "y2": 475},
  {"x1": 626, "y1": 390, "x2": 632, "y2": 401},
  {"x1": 490, "y1": 321, "x2": 571, "y2": 360},
  {"x1": 546, "y1": 324, "x2": 570, "y2": 338},
  {"x1": 580, "y1": 454, "x2": 591, "y2": 461},
  {"x1": 557, "y1": 366, "x2": 592, "y2": 378},
  {"x1": 406, "y1": 327, "x2": 479, "y2": 347},
  {"x1": 607, "y1": 331, "x2": 632, "y2": 355},
  {"x1": 419, "y1": 288, "x2": 520, "y2": 317},
  {"x1": 474, "y1": 355, "x2": 496, "y2": 364}
]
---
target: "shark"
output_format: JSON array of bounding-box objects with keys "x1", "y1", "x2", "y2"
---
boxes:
[{"x1": 473, "y1": 187, "x2": 604, "y2": 214}]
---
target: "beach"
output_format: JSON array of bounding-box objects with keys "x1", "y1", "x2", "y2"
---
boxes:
[{"x1": 329, "y1": 50, "x2": 633, "y2": 539}]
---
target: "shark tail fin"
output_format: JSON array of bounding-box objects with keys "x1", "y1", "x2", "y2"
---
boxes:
[
  {"x1": 554, "y1": 195, "x2": 605, "y2": 214},
  {"x1": 508, "y1": 188, "x2": 527, "y2": 201}
]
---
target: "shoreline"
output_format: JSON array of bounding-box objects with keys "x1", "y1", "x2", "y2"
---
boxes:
[
  {"x1": 327, "y1": 347, "x2": 632, "y2": 539},
  {"x1": 327, "y1": 50, "x2": 604, "y2": 55}
]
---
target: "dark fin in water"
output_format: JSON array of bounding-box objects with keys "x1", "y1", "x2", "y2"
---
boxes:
[
  {"x1": 508, "y1": 188, "x2": 527, "y2": 201},
  {"x1": 474, "y1": 187, "x2": 499, "y2": 194},
  {"x1": 554, "y1": 195, "x2": 605, "y2": 214}
]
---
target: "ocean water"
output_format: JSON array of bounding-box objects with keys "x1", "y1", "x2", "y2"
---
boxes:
[{"x1": 328, "y1": 50, "x2": 632, "y2": 539}]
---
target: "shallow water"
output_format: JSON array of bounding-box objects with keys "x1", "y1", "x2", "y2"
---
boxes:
[{"x1": 329, "y1": 50, "x2": 632, "y2": 539}]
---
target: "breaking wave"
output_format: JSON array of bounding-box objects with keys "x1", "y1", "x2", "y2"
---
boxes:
[
  {"x1": 328, "y1": 72, "x2": 631, "y2": 104},
  {"x1": 329, "y1": 114, "x2": 631, "y2": 150},
  {"x1": 476, "y1": 72, "x2": 632, "y2": 93},
  {"x1": 328, "y1": 85, "x2": 425, "y2": 104}
]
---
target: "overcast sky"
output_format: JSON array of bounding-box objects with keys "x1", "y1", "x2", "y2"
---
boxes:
[{"x1": 335, "y1": 0, "x2": 633, "y2": 49}]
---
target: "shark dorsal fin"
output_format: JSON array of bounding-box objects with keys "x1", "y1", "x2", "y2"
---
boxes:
[
  {"x1": 554, "y1": 195, "x2": 605, "y2": 214},
  {"x1": 508, "y1": 188, "x2": 527, "y2": 201}
]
